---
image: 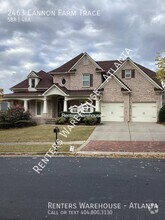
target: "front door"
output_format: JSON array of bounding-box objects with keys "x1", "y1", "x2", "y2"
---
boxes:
[{"x1": 58, "y1": 99, "x2": 64, "y2": 116}]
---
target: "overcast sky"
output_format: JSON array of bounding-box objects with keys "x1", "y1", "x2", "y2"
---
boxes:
[{"x1": 0, "y1": 0, "x2": 165, "y2": 93}]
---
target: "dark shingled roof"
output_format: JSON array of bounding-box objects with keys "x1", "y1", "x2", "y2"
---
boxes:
[
  {"x1": 49, "y1": 53, "x2": 84, "y2": 73},
  {"x1": 135, "y1": 62, "x2": 162, "y2": 87},
  {"x1": 12, "y1": 70, "x2": 53, "y2": 90},
  {"x1": 10, "y1": 53, "x2": 162, "y2": 94},
  {"x1": 97, "y1": 60, "x2": 162, "y2": 87},
  {"x1": 49, "y1": 53, "x2": 161, "y2": 87},
  {"x1": 54, "y1": 83, "x2": 94, "y2": 96},
  {"x1": 67, "y1": 89, "x2": 94, "y2": 96},
  {"x1": 96, "y1": 60, "x2": 124, "y2": 72},
  {"x1": 4, "y1": 92, "x2": 43, "y2": 98}
]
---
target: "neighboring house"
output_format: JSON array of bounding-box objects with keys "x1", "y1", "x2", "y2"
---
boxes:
[
  {"x1": 0, "y1": 89, "x2": 7, "y2": 111},
  {"x1": 3, "y1": 52, "x2": 164, "y2": 123},
  {"x1": 0, "y1": 101, "x2": 7, "y2": 111}
]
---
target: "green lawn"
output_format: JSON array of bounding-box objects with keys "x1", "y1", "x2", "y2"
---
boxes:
[
  {"x1": 0, "y1": 144, "x2": 80, "y2": 153},
  {"x1": 0, "y1": 125, "x2": 95, "y2": 142}
]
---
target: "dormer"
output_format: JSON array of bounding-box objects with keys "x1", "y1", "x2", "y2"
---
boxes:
[{"x1": 28, "y1": 71, "x2": 40, "y2": 91}]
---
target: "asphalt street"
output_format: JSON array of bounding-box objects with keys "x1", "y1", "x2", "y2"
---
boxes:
[{"x1": 0, "y1": 157, "x2": 164, "y2": 220}]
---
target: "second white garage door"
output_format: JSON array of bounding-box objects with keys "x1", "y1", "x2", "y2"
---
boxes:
[
  {"x1": 101, "y1": 103, "x2": 124, "y2": 121},
  {"x1": 132, "y1": 103, "x2": 157, "y2": 122}
]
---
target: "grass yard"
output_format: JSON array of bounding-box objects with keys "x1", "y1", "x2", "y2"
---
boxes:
[
  {"x1": 0, "y1": 125, "x2": 95, "y2": 142},
  {"x1": 0, "y1": 144, "x2": 80, "y2": 153}
]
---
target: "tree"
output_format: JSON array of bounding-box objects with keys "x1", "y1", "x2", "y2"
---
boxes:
[
  {"x1": 0, "y1": 89, "x2": 3, "y2": 103},
  {"x1": 155, "y1": 51, "x2": 165, "y2": 82}
]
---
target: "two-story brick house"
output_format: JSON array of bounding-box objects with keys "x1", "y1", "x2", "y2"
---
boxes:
[{"x1": 3, "y1": 52, "x2": 164, "y2": 123}]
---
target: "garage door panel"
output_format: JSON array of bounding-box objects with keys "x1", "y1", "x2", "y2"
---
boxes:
[
  {"x1": 132, "y1": 103, "x2": 157, "y2": 122},
  {"x1": 101, "y1": 103, "x2": 124, "y2": 121}
]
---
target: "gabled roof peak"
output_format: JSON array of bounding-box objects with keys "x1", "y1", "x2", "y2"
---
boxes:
[{"x1": 27, "y1": 70, "x2": 39, "y2": 78}]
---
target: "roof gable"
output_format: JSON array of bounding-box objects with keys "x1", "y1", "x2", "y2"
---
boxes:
[
  {"x1": 69, "y1": 52, "x2": 103, "y2": 72},
  {"x1": 134, "y1": 62, "x2": 162, "y2": 87},
  {"x1": 49, "y1": 52, "x2": 103, "y2": 74},
  {"x1": 42, "y1": 84, "x2": 68, "y2": 96},
  {"x1": 97, "y1": 57, "x2": 162, "y2": 90},
  {"x1": 125, "y1": 58, "x2": 163, "y2": 89},
  {"x1": 27, "y1": 71, "x2": 39, "y2": 78},
  {"x1": 98, "y1": 73, "x2": 131, "y2": 92}
]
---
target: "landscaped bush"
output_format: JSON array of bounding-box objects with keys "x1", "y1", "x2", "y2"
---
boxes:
[
  {"x1": 55, "y1": 117, "x2": 66, "y2": 124},
  {"x1": 159, "y1": 106, "x2": 165, "y2": 122},
  {"x1": 83, "y1": 117, "x2": 97, "y2": 125},
  {"x1": 14, "y1": 120, "x2": 37, "y2": 128},
  {"x1": 0, "y1": 111, "x2": 9, "y2": 122},
  {"x1": 8, "y1": 106, "x2": 31, "y2": 123},
  {"x1": 91, "y1": 111, "x2": 101, "y2": 124},
  {"x1": 0, "y1": 105, "x2": 36, "y2": 129},
  {"x1": 0, "y1": 122, "x2": 12, "y2": 129}
]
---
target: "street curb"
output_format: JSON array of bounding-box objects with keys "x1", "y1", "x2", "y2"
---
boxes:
[
  {"x1": 0, "y1": 151, "x2": 165, "y2": 158},
  {"x1": 78, "y1": 151, "x2": 165, "y2": 155},
  {"x1": 76, "y1": 151, "x2": 165, "y2": 158},
  {"x1": 0, "y1": 152, "x2": 73, "y2": 156}
]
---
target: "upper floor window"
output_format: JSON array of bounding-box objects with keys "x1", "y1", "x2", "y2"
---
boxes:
[
  {"x1": 83, "y1": 73, "x2": 90, "y2": 87},
  {"x1": 125, "y1": 69, "x2": 131, "y2": 78},
  {"x1": 122, "y1": 69, "x2": 135, "y2": 78},
  {"x1": 61, "y1": 78, "x2": 66, "y2": 85},
  {"x1": 31, "y1": 79, "x2": 35, "y2": 88}
]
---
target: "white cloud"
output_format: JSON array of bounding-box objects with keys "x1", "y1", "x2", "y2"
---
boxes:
[{"x1": 0, "y1": 0, "x2": 165, "y2": 93}]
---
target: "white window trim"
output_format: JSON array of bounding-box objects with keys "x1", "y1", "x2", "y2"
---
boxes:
[
  {"x1": 125, "y1": 69, "x2": 131, "y2": 78},
  {"x1": 83, "y1": 73, "x2": 90, "y2": 87}
]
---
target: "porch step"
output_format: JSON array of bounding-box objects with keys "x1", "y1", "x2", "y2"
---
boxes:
[{"x1": 45, "y1": 118, "x2": 56, "y2": 124}]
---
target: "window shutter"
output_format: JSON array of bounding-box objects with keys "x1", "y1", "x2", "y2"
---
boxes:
[
  {"x1": 90, "y1": 74, "x2": 93, "y2": 87},
  {"x1": 131, "y1": 69, "x2": 135, "y2": 78},
  {"x1": 122, "y1": 70, "x2": 125, "y2": 78}
]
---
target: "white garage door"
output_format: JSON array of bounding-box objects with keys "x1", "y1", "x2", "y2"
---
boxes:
[
  {"x1": 132, "y1": 103, "x2": 157, "y2": 122},
  {"x1": 101, "y1": 103, "x2": 124, "y2": 121}
]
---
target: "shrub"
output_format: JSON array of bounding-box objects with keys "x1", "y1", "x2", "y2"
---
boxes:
[
  {"x1": 91, "y1": 111, "x2": 101, "y2": 124},
  {"x1": 0, "y1": 105, "x2": 33, "y2": 129},
  {"x1": 159, "y1": 106, "x2": 165, "y2": 122},
  {"x1": 0, "y1": 122, "x2": 12, "y2": 129},
  {"x1": 0, "y1": 105, "x2": 31, "y2": 123},
  {"x1": 83, "y1": 117, "x2": 97, "y2": 125},
  {"x1": 8, "y1": 105, "x2": 31, "y2": 123},
  {"x1": 0, "y1": 111, "x2": 10, "y2": 122},
  {"x1": 14, "y1": 120, "x2": 37, "y2": 128},
  {"x1": 55, "y1": 117, "x2": 66, "y2": 124}
]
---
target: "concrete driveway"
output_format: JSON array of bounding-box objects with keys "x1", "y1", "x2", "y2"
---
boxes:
[{"x1": 89, "y1": 122, "x2": 165, "y2": 141}]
